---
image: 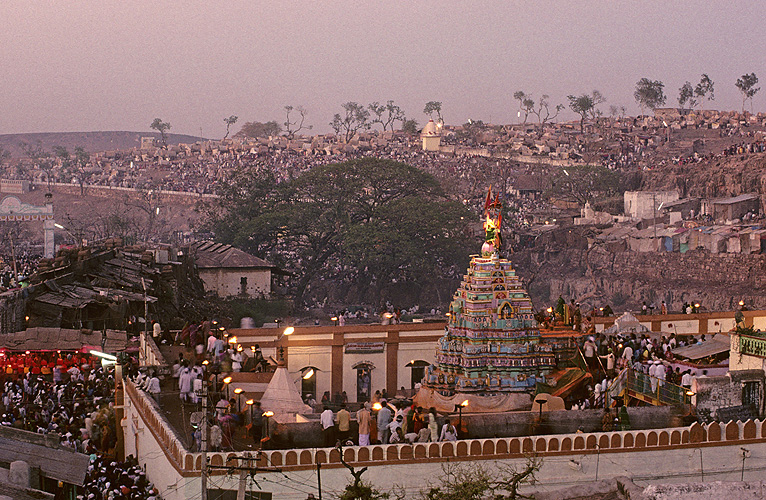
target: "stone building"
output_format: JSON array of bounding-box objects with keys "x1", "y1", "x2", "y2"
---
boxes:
[{"x1": 191, "y1": 241, "x2": 275, "y2": 298}]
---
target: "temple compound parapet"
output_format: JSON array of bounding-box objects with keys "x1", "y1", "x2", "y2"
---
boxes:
[{"x1": 124, "y1": 377, "x2": 766, "y2": 500}]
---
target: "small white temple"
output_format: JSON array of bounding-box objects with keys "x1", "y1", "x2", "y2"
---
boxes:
[
  {"x1": 421, "y1": 119, "x2": 442, "y2": 151},
  {"x1": 259, "y1": 360, "x2": 312, "y2": 416}
]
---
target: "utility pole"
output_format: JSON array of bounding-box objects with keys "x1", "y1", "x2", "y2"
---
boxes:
[
  {"x1": 201, "y1": 375, "x2": 208, "y2": 500},
  {"x1": 653, "y1": 192, "x2": 657, "y2": 251},
  {"x1": 317, "y1": 462, "x2": 322, "y2": 500},
  {"x1": 141, "y1": 277, "x2": 149, "y2": 340}
]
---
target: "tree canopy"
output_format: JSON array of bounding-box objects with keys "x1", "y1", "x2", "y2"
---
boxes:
[
  {"x1": 567, "y1": 91, "x2": 605, "y2": 131},
  {"x1": 205, "y1": 158, "x2": 473, "y2": 307},
  {"x1": 369, "y1": 100, "x2": 405, "y2": 131},
  {"x1": 694, "y1": 74, "x2": 715, "y2": 110},
  {"x1": 633, "y1": 78, "x2": 666, "y2": 116},
  {"x1": 331, "y1": 102, "x2": 371, "y2": 142},
  {"x1": 150, "y1": 118, "x2": 171, "y2": 147},
  {"x1": 736, "y1": 73, "x2": 760, "y2": 113},
  {"x1": 234, "y1": 121, "x2": 282, "y2": 139}
]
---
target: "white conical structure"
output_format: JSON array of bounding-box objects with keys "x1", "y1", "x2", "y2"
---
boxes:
[{"x1": 259, "y1": 364, "x2": 312, "y2": 415}]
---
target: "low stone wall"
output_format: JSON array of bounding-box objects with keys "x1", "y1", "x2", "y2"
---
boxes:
[
  {"x1": 271, "y1": 405, "x2": 681, "y2": 449},
  {"x1": 124, "y1": 379, "x2": 766, "y2": 475}
]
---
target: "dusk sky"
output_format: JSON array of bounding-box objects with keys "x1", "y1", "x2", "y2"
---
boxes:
[{"x1": 1, "y1": 1, "x2": 764, "y2": 138}]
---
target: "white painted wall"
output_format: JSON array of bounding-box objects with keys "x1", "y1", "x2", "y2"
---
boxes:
[{"x1": 198, "y1": 268, "x2": 271, "y2": 297}]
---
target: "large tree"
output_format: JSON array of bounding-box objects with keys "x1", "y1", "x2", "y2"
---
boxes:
[
  {"x1": 513, "y1": 91, "x2": 535, "y2": 124},
  {"x1": 633, "y1": 78, "x2": 666, "y2": 117},
  {"x1": 283, "y1": 105, "x2": 312, "y2": 139},
  {"x1": 368, "y1": 100, "x2": 405, "y2": 132},
  {"x1": 678, "y1": 82, "x2": 697, "y2": 111},
  {"x1": 736, "y1": 73, "x2": 760, "y2": 113},
  {"x1": 205, "y1": 158, "x2": 472, "y2": 307},
  {"x1": 222, "y1": 115, "x2": 238, "y2": 140},
  {"x1": 234, "y1": 121, "x2": 282, "y2": 139},
  {"x1": 694, "y1": 74, "x2": 715, "y2": 110},
  {"x1": 150, "y1": 118, "x2": 171, "y2": 148},
  {"x1": 567, "y1": 91, "x2": 605, "y2": 131},
  {"x1": 331, "y1": 102, "x2": 371, "y2": 142},
  {"x1": 20, "y1": 140, "x2": 54, "y2": 192},
  {"x1": 54, "y1": 145, "x2": 90, "y2": 195},
  {"x1": 423, "y1": 101, "x2": 443, "y2": 123}
]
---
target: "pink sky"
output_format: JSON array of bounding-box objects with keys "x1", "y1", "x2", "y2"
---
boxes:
[{"x1": 1, "y1": 1, "x2": 763, "y2": 137}]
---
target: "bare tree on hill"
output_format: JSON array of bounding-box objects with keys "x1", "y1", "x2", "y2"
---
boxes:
[{"x1": 284, "y1": 105, "x2": 312, "y2": 139}]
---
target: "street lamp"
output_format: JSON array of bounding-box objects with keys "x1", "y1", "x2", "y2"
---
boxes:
[
  {"x1": 222, "y1": 376, "x2": 232, "y2": 400},
  {"x1": 454, "y1": 400, "x2": 468, "y2": 438},
  {"x1": 233, "y1": 388, "x2": 243, "y2": 412},
  {"x1": 246, "y1": 399, "x2": 254, "y2": 426},
  {"x1": 534, "y1": 396, "x2": 547, "y2": 419},
  {"x1": 276, "y1": 326, "x2": 294, "y2": 364}
]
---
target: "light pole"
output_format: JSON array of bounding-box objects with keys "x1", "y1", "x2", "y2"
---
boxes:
[
  {"x1": 222, "y1": 376, "x2": 232, "y2": 402},
  {"x1": 234, "y1": 388, "x2": 243, "y2": 413},
  {"x1": 246, "y1": 399, "x2": 254, "y2": 427},
  {"x1": 454, "y1": 400, "x2": 468, "y2": 438},
  {"x1": 277, "y1": 326, "x2": 294, "y2": 364}
]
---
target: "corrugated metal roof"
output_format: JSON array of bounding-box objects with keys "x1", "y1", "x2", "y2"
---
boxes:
[
  {"x1": 712, "y1": 193, "x2": 760, "y2": 205},
  {"x1": 672, "y1": 334, "x2": 730, "y2": 360},
  {"x1": 192, "y1": 241, "x2": 273, "y2": 269}
]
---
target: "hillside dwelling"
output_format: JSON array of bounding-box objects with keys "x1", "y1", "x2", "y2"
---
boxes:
[
  {"x1": 140, "y1": 136, "x2": 156, "y2": 149},
  {"x1": 624, "y1": 190, "x2": 679, "y2": 220},
  {"x1": 191, "y1": 241, "x2": 275, "y2": 298},
  {"x1": 707, "y1": 194, "x2": 760, "y2": 222}
]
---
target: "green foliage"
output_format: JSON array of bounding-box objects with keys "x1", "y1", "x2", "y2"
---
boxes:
[
  {"x1": 735, "y1": 73, "x2": 760, "y2": 113},
  {"x1": 369, "y1": 100, "x2": 405, "y2": 132},
  {"x1": 223, "y1": 297, "x2": 291, "y2": 328},
  {"x1": 735, "y1": 323, "x2": 759, "y2": 337},
  {"x1": 234, "y1": 120, "x2": 282, "y2": 139},
  {"x1": 678, "y1": 82, "x2": 696, "y2": 110},
  {"x1": 204, "y1": 158, "x2": 472, "y2": 307},
  {"x1": 567, "y1": 91, "x2": 605, "y2": 131},
  {"x1": 695, "y1": 74, "x2": 715, "y2": 110},
  {"x1": 546, "y1": 165, "x2": 625, "y2": 205},
  {"x1": 634, "y1": 78, "x2": 666, "y2": 116},
  {"x1": 513, "y1": 91, "x2": 535, "y2": 124},
  {"x1": 223, "y1": 115, "x2": 238, "y2": 140},
  {"x1": 401, "y1": 118, "x2": 419, "y2": 135},
  {"x1": 331, "y1": 102, "x2": 371, "y2": 142},
  {"x1": 150, "y1": 118, "x2": 171, "y2": 147},
  {"x1": 338, "y1": 480, "x2": 390, "y2": 500},
  {"x1": 423, "y1": 101, "x2": 443, "y2": 122}
]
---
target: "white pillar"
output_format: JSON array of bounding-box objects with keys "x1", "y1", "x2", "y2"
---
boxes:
[{"x1": 44, "y1": 219, "x2": 55, "y2": 258}]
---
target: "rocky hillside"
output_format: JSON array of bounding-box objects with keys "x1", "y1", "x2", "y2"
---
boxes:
[
  {"x1": 512, "y1": 243, "x2": 766, "y2": 314},
  {"x1": 639, "y1": 152, "x2": 766, "y2": 202}
]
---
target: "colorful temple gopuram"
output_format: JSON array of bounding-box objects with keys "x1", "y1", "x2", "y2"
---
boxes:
[{"x1": 424, "y1": 187, "x2": 555, "y2": 396}]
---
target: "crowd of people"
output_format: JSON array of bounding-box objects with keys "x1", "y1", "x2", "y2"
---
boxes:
[
  {"x1": 576, "y1": 329, "x2": 710, "y2": 411},
  {"x1": 81, "y1": 455, "x2": 160, "y2": 500},
  {"x1": 0, "y1": 350, "x2": 117, "y2": 453},
  {"x1": 320, "y1": 399, "x2": 460, "y2": 448},
  {"x1": 0, "y1": 248, "x2": 40, "y2": 292}
]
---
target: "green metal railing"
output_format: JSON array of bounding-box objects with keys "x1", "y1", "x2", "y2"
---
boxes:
[
  {"x1": 627, "y1": 369, "x2": 691, "y2": 406},
  {"x1": 739, "y1": 334, "x2": 766, "y2": 358}
]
